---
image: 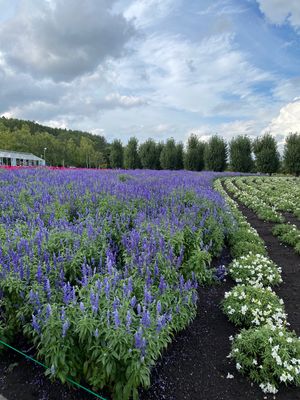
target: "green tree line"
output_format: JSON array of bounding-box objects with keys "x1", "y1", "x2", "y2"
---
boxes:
[{"x1": 1, "y1": 117, "x2": 300, "y2": 175}]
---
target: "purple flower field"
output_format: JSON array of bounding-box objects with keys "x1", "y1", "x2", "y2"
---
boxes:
[{"x1": 0, "y1": 169, "x2": 234, "y2": 399}]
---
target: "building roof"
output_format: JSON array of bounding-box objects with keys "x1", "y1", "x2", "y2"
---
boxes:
[{"x1": 0, "y1": 149, "x2": 44, "y2": 161}]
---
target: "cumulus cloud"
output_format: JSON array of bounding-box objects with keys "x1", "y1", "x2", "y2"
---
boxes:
[
  {"x1": 256, "y1": 0, "x2": 300, "y2": 30},
  {"x1": 0, "y1": 0, "x2": 135, "y2": 82},
  {"x1": 262, "y1": 99, "x2": 300, "y2": 142}
]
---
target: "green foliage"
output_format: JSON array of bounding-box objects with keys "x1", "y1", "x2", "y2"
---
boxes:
[
  {"x1": 283, "y1": 133, "x2": 300, "y2": 176},
  {"x1": 229, "y1": 135, "x2": 253, "y2": 172},
  {"x1": 110, "y1": 139, "x2": 124, "y2": 169},
  {"x1": 160, "y1": 138, "x2": 183, "y2": 170},
  {"x1": 204, "y1": 135, "x2": 227, "y2": 171},
  {"x1": 0, "y1": 118, "x2": 109, "y2": 168},
  {"x1": 223, "y1": 285, "x2": 286, "y2": 328},
  {"x1": 272, "y1": 223, "x2": 300, "y2": 253},
  {"x1": 183, "y1": 248, "x2": 212, "y2": 284},
  {"x1": 230, "y1": 326, "x2": 300, "y2": 393},
  {"x1": 253, "y1": 134, "x2": 280, "y2": 175},
  {"x1": 184, "y1": 134, "x2": 205, "y2": 171},
  {"x1": 124, "y1": 137, "x2": 141, "y2": 169},
  {"x1": 229, "y1": 253, "x2": 282, "y2": 287},
  {"x1": 138, "y1": 139, "x2": 162, "y2": 169}
]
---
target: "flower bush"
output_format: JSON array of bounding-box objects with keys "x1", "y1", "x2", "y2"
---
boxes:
[
  {"x1": 230, "y1": 325, "x2": 300, "y2": 393},
  {"x1": 0, "y1": 169, "x2": 234, "y2": 399},
  {"x1": 223, "y1": 285, "x2": 286, "y2": 328},
  {"x1": 229, "y1": 253, "x2": 282, "y2": 287},
  {"x1": 272, "y1": 223, "x2": 300, "y2": 254}
]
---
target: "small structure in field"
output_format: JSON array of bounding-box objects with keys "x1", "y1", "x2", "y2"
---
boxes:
[{"x1": 0, "y1": 149, "x2": 45, "y2": 166}]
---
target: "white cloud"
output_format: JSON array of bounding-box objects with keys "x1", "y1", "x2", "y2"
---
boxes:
[
  {"x1": 262, "y1": 99, "x2": 300, "y2": 143},
  {"x1": 198, "y1": 0, "x2": 249, "y2": 16},
  {"x1": 104, "y1": 93, "x2": 147, "y2": 108},
  {"x1": 124, "y1": 0, "x2": 177, "y2": 27},
  {"x1": 108, "y1": 32, "x2": 274, "y2": 119},
  {"x1": 256, "y1": 0, "x2": 300, "y2": 30}
]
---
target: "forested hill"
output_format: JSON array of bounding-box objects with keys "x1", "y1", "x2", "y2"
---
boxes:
[{"x1": 0, "y1": 117, "x2": 109, "y2": 167}]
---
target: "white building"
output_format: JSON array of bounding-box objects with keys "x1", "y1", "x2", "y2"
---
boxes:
[{"x1": 0, "y1": 149, "x2": 45, "y2": 166}]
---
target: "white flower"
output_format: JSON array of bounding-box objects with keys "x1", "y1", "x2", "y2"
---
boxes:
[{"x1": 226, "y1": 373, "x2": 234, "y2": 379}]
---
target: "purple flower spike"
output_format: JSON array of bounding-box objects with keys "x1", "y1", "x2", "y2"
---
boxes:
[
  {"x1": 141, "y1": 307, "x2": 151, "y2": 328},
  {"x1": 32, "y1": 314, "x2": 40, "y2": 333},
  {"x1": 130, "y1": 296, "x2": 136, "y2": 308},
  {"x1": 126, "y1": 310, "x2": 132, "y2": 331},
  {"x1": 62, "y1": 320, "x2": 70, "y2": 338},
  {"x1": 113, "y1": 309, "x2": 120, "y2": 328},
  {"x1": 156, "y1": 301, "x2": 162, "y2": 314}
]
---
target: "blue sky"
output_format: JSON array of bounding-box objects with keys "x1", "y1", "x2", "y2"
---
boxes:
[{"x1": 0, "y1": 0, "x2": 299, "y2": 146}]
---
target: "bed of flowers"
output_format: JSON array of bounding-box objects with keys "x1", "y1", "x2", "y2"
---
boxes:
[
  {"x1": 0, "y1": 168, "x2": 235, "y2": 400},
  {"x1": 214, "y1": 178, "x2": 300, "y2": 395},
  {"x1": 272, "y1": 223, "x2": 300, "y2": 255},
  {"x1": 235, "y1": 176, "x2": 300, "y2": 218},
  {"x1": 224, "y1": 176, "x2": 300, "y2": 254}
]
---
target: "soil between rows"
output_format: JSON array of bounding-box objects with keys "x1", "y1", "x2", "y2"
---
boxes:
[{"x1": 1, "y1": 195, "x2": 300, "y2": 399}]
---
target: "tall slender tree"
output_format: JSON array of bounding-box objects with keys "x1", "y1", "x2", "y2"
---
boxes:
[
  {"x1": 253, "y1": 133, "x2": 279, "y2": 175},
  {"x1": 109, "y1": 139, "x2": 124, "y2": 168},
  {"x1": 204, "y1": 135, "x2": 227, "y2": 171},
  {"x1": 139, "y1": 139, "x2": 160, "y2": 169},
  {"x1": 284, "y1": 133, "x2": 300, "y2": 176},
  {"x1": 184, "y1": 134, "x2": 205, "y2": 171},
  {"x1": 160, "y1": 138, "x2": 178, "y2": 170},
  {"x1": 124, "y1": 137, "x2": 141, "y2": 169},
  {"x1": 229, "y1": 135, "x2": 253, "y2": 172}
]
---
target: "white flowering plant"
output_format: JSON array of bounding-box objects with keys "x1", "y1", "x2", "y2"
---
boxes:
[
  {"x1": 230, "y1": 325, "x2": 300, "y2": 394},
  {"x1": 229, "y1": 253, "x2": 282, "y2": 287},
  {"x1": 222, "y1": 285, "x2": 286, "y2": 328}
]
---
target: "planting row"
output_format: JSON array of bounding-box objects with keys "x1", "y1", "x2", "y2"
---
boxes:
[
  {"x1": 224, "y1": 177, "x2": 300, "y2": 254},
  {"x1": 214, "y1": 179, "x2": 300, "y2": 395},
  {"x1": 235, "y1": 176, "x2": 300, "y2": 218},
  {"x1": 0, "y1": 169, "x2": 233, "y2": 400}
]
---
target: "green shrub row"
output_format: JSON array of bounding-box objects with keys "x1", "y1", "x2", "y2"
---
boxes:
[{"x1": 214, "y1": 179, "x2": 300, "y2": 395}]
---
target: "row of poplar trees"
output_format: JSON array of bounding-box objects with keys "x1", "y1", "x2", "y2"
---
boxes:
[{"x1": 110, "y1": 133, "x2": 300, "y2": 176}]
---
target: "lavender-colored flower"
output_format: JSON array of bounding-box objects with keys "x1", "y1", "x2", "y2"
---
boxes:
[
  {"x1": 134, "y1": 327, "x2": 146, "y2": 352},
  {"x1": 141, "y1": 307, "x2": 151, "y2": 328},
  {"x1": 137, "y1": 303, "x2": 142, "y2": 315},
  {"x1": 79, "y1": 302, "x2": 85, "y2": 312},
  {"x1": 94, "y1": 328, "x2": 99, "y2": 338},
  {"x1": 44, "y1": 278, "x2": 51, "y2": 300},
  {"x1": 215, "y1": 264, "x2": 227, "y2": 281},
  {"x1": 159, "y1": 276, "x2": 167, "y2": 294},
  {"x1": 144, "y1": 287, "x2": 152, "y2": 305},
  {"x1": 62, "y1": 320, "x2": 70, "y2": 338},
  {"x1": 60, "y1": 307, "x2": 65, "y2": 321},
  {"x1": 90, "y1": 291, "x2": 99, "y2": 314},
  {"x1": 32, "y1": 314, "x2": 40, "y2": 333},
  {"x1": 156, "y1": 314, "x2": 167, "y2": 332},
  {"x1": 113, "y1": 309, "x2": 121, "y2": 328},
  {"x1": 156, "y1": 301, "x2": 162, "y2": 315},
  {"x1": 46, "y1": 304, "x2": 52, "y2": 319},
  {"x1": 36, "y1": 264, "x2": 43, "y2": 284},
  {"x1": 130, "y1": 296, "x2": 136, "y2": 308},
  {"x1": 126, "y1": 310, "x2": 132, "y2": 331}
]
